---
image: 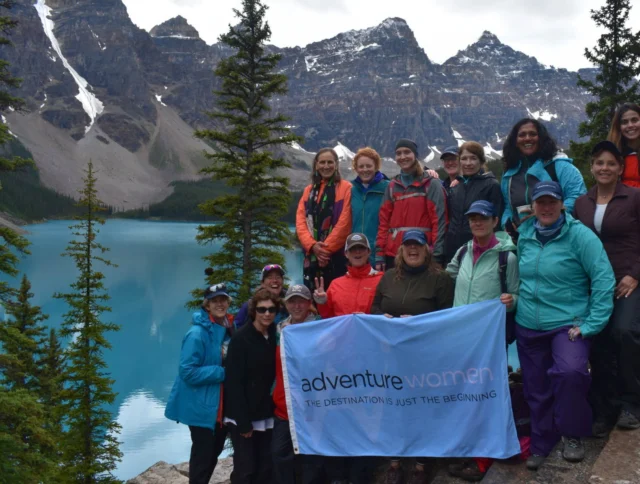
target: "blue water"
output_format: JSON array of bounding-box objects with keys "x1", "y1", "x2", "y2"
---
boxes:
[{"x1": 9, "y1": 219, "x2": 519, "y2": 480}]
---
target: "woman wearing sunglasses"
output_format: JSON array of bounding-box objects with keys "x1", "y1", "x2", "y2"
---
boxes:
[{"x1": 224, "y1": 288, "x2": 279, "y2": 483}]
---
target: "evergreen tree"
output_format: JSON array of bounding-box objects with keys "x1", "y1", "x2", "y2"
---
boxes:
[
  {"x1": 570, "y1": 0, "x2": 640, "y2": 175},
  {"x1": 194, "y1": 0, "x2": 301, "y2": 303},
  {"x1": 55, "y1": 161, "x2": 122, "y2": 483}
]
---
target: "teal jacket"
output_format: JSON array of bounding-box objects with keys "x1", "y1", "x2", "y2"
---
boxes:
[
  {"x1": 501, "y1": 153, "x2": 587, "y2": 227},
  {"x1": 165, "y1": 309, "x2": 228, "y2": 430},
  {"x1": 516, "y1": 214, "x2": 615, "y2": 337},
  {"x1": 446, "y1": 231, "x2": 519, "y2": 310},
  {"x1": 351, "y1": 172, "x2": 390, "y2": 264}
]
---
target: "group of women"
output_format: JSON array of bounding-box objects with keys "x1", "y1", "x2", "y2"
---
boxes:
[{"x1": 164, "y1": 102, "x2": 640, "y2": 484}]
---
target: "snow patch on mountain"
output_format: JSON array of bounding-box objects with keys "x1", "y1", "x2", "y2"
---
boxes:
[
  {"x1": 154, "y1": 94, "x2": 167, "y2": 107},
  {"x1": 452, "y1": 128, "x2": 465, "y2": 147},
  {"x1": 527, "y1": 108, "x2": 558, "y2": 121},
  {"x1": 333, "y1": 142, "x2": 356, "y2": 164},
  {"x1": 35, "y1": 0, "x2": 104, "y2": 133}
]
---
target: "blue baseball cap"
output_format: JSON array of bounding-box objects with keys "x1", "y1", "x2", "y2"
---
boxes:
[
  {"x1": 440, "y1": 146, "x2": 459, "y2": 159},
  {"x1": 465, "y1": 200, "x2": 497, "y2": 217},
  {"x1": 532, "y1": 181, "x2": 563, "y2": 201},
  {"x1": 204, "y1": 282, "x2": 231, "y2": 300},
  {"x1": 402, "y1": 230, "x2": 427, "y2": 246}
]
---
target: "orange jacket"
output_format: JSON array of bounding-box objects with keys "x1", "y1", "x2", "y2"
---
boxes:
[
  {"x1": 315, "y1": 264, "x2": 384, "y2": 318},
  {"x1": 296, "y1": 179, "x2": 352, "y2": 254},
  {"x1": 622, "y1": 152, "x2": 640, "y2": 189}
]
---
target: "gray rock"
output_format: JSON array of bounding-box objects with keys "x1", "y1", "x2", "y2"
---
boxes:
[{"x1": 127, "y1": 458, "x2": 232, "y2": 484}]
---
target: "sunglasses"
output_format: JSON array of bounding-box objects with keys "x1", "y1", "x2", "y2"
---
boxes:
[{"x1": 256, "y1": 306, "x2": 277, "y2": 314}]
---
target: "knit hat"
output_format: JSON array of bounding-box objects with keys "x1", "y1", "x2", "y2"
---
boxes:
[{"x1": 395, "y1": 138, "x2": 418, "y2": 158}]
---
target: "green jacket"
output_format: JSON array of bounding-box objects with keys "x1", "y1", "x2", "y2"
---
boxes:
[{"x1": 446, "y1": 231, "x2": 519, "y2": 310}]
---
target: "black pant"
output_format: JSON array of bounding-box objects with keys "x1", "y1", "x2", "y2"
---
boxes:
[
  {"x1": 189, "y1": 424, "x2": 228, "y2": 484},
  {"x1": 272, "y1": 417, "x2": 323, "y2": 484},
  {"x1": 591, "y1": 288, "x2": 640, "y2": 421},
  {"x1": 303, "y1": 253, "x2": 347, "y2": 293},
  {"x1": 325, "y1": 457, "x2": 373, "y2": 484},
  {"x1": 229, "y1": 424, "x2": 273, "y2": 484}
]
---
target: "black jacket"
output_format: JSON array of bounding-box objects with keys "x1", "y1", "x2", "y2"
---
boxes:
[
  {"x1": 224, "y1": 321, "x2": 276, "y2": 433},
  {"x1": 444, "y1": 171, "x2": 504, "y2": 264}
]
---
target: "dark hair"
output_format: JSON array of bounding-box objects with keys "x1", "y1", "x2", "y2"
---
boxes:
[
  {"x1": 503, "y1": 118, "x2": 558, "y2": 169},
  {"x1": 608, "y1": 102, "x2": 640, "y2": 152},
  {"x1": 311, "y1": 148, "x2": 341, "y2": 183},
  {"x1": 248, "y1": 288, "x2": 281, "y2": 322}
]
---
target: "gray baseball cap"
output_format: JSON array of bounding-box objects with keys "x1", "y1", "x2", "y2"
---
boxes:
[{"x1": 284, "y1": 284, "x2": 312, "y2": 301}]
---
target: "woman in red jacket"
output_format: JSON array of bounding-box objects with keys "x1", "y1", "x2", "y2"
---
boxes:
[
  {"x1": 296, "y1": 148, "x2": 352, "y2": 291},
  {"x1": 608, "y1": 103, "x2": 640, "y2": 188},
  {"x1": 375, "y1": 139, "x2": 447, "y2": 270}
]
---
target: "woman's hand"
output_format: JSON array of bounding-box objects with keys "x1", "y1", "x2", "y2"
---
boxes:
[
  {"x1": 450, "y1": 179, "x2": 460, "y2": 188},
  {"x1": 616, "y1": 275, "x2": 638, "y2": 299},
  {"x1": 383, "y1": 313, "x2": 394, "y2": 319},
  {"x1": 240, "y1": 430, "x2": 253, "y2": 438},
  {"x1": 312, "y1": 242, "x2": 331, "y2": 264},
  {"x1": 568, "y1": 327, "x2": 582, "y2": 341},
  {"x1": 500, "y1": 293, "x2": 514, "y2": 310},
  {"x1": 375, "y1": 262, "x2": 386, "y2": 271},
  {"x1": 426, "y1": 169, "x2": 440, "y2": 179},
  {"x1": 313, "y1": 277, "x2": 326, "y2": 301}
]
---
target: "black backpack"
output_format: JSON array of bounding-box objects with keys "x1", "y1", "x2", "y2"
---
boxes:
[{"x1": 456, "y1": 247, "x2": 516, "y2": 345}]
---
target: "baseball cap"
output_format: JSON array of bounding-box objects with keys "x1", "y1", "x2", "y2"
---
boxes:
[
  {"x1": 532, "y1": 181, "x2": 563, "y2": 201},
  {"x1": 345, "y1": 232, "x2": 371, "y2": 251},
  {"x1": 402, "y1": 230, "x2": 427, "y2": 246},
  {"x1": 440, "y1": 145, "x2": 459, "y2": 160},
  {"x1": 261, "y1": 264, "x2": 285, "y2": 280},
  {"x1": 465, "y1": 200, "x2": 497, "y2": 217},
  {"x1": 284, "y1": 284, "x2": 312, "y2": 301},
  {"x1": 591, "y1": 140, "x2": 622, "y2": 158},
  {"x1": 204, "y1": 282, "x2": 231, "y2": 300}
]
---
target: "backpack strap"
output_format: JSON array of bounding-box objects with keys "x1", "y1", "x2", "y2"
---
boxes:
[
  {"x1": 456, "y1": 245, "x2": 469, "y2": 265},
  {"x1": 544, "y1": 163, "x2": 558, "y2": 182},
  {"x1": 498, "y1": 251, "x2": 509, "y2": 294}
]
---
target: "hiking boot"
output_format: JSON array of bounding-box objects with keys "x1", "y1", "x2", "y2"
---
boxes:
[
  {"x1": 562, "y1": 436, "x2": 585, "y2": 462},
  {"x1": 592, "y1": 418, "x2": 614, "y2": 438},
  {"x1": 526, "y1": 454, "x2": 545, "y2": 470},
  {"x1": 385, "y1": 465, "x2": 404, "y2": 484},
  {"x1": 448, "y1": 461, "x2": 485, "y2": 482},
  {"x1": 447, "y1": 460, "x2": 468, "y2": 474},
  {"x1": 406, "y1": 468, "x2": 427, "y2": 484},
  {"x1": 617, "y1": 410, "x2": 640, "y2": 430}
]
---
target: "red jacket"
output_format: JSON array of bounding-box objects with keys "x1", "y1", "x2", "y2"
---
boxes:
[
  {"x1": 375, "y1": 173, "x2": 448, "y2": 263},
  {"x1": 622, "y1": 152, "x2": 640, "y2": 189},
  {"x1": 315, "y1": 264, "x2": 384, "y2": 318}
]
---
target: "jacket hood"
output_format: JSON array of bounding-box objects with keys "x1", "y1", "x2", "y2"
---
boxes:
[
  {"x1": 192, "y1": 308, "x2": 211, "y2": 328},
  {"x1": 392, "y1": 171, "x2": 433, "y2": 186},
  {"x1": 464, "y1": 170, "x2": 496, "y2": 182},
  {"x1": 494, "y1": 231, "x2": 517, "y2": 251},
  {"x1": 547, "y1": 151, "x2": 573, "y2": 165}
]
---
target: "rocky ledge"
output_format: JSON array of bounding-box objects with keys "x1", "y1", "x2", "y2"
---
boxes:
[{"x1": 126, "y1": 458, "x2": 232, "y2": 484}]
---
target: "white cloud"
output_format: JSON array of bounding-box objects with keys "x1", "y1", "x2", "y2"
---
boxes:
[{"x1": 121, "y1": 0, "x2": 640, "y2": 71}]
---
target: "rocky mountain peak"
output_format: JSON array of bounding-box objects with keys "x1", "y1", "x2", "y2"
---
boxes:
[
  {"x1": 150, "y1": 15, "x2": 200, "y2": 40},
  {"x1": 477, "y1": 30, "x2": 502, "y2": 46}
]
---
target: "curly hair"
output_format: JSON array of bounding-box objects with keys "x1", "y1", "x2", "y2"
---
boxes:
[
  {"x1": 458, "y1": 141, "x2": 486, "y2": 165},
  {"x1": 503, "y1": 118, "x2": 558, "y2": 170},
  {"x1": 608, "y1": 103, "x2": 640, "y2": 152},
  {"x1": 311, "y1": 148, "x2": 341, "y2": 183},
  {"x1": 393, "y1": 244, "x2": 441, "y2": 281},
  {"x1": 352, "y1": 147, "x2": 382, "y2": 172},
  {"x1": 248, "y1": 288, "x2": 281, "y2": 322}
]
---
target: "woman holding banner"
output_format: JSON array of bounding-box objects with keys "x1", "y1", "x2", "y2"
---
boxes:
[
  {"x1": 445, "y1": 200, "x2": 519, "y2": 481},
  {"x1": 608, "y1": 102, "x2": 640, "y2": 188},
  {"x1": 516, "y1": 181, "x2": 615, "y2": 470},
  {"x1": 573, "y1": 141, "x2": 640, "y2": 436},
  {"x1": 372, "y1": 230, "x2": 454, "y2": 484}
]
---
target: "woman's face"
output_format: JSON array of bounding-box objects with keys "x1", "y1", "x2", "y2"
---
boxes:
[
  {"x1": 346, "y1": 245, "x2": 370, "y2": 268},
  {"x1": 441, "y1": 154, "x2": 460, "y2": 178},
  {"x1": 402, "y1": 242, "x2": 427, "y2": 267},
  {"x1": 254, "y1": 300, "x2": 277, "y2": 329},
  {"x1": 206, "y1": 296, "x2": 230, "y2": 320},
  {"x1": 395, "y1": 147, "x2": 417, "y2": 173},
  {"x1": 284, "y1": 296, "x2": 312, "y2": 323},
  {"x1": 316, "y1": 152, "x2": 337, "y2": 179},
  {"x1": 591, "y1": 151, "x2": 623, "y2": 186},
  {"x1": 262, "y1": 271, "x2": 284, "y2": 296},
  {"x1": 516, "y1": 122, "x2": 539, "y2": 157},
  {"x1": 533, "y1": 196, "x2": 563, "y2": 227},
  {"x1": 620, "y1": 110, "x2": 640, "y2": 143},
  {"x1": 355, "y1": 156, "x2": 376, "y2": 183},
  {"x1": 468, "y1": 215, "x2": 498, "y2": 240},
  {"x1": 459, "y1": 149, "x2": 482, "y2": 177}
]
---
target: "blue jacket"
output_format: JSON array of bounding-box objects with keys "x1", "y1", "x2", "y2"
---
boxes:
[
  {"x1": 516, "y1": 214, "x2": 615, "y2": 337},
  {"x1": 351, "y1": 172, "x2": 390, "y2": 264},
  {"x1": 165, "y1": 309, "x2": 228, "y2": 430},
  {"x1": 501, "y1": 153, "x2": 586, "y2": 227}
]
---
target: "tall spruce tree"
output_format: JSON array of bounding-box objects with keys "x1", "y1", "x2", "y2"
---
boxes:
[
  {"x1": 55, "y1": 161, "x2": 122, "y2": 483},
  {"x1": 194, "y1": 0, "x2": 301, "y2": 303},
  {"x1": 570, "y1": 0, "x2": 640, "y2": 175}
]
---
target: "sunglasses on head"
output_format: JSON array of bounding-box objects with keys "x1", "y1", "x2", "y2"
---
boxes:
[{"x1": 256, "y1": 306, "x2": 277, "y2": 314}]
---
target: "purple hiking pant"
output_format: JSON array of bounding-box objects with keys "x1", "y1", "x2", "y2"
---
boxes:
[{"x1": 516, "y1": 324, "x2": 592, "y2": 456}]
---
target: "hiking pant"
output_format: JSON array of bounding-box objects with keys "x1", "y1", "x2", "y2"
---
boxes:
[
  {"x1": 303, "y1": 253, "x2": 347, "y2": 293},
  {"x1": 272, "y1": 417, "x2": 323, "y2": 484},
  {"x1": 516, "y1": 324, "x2": 592, "y2": 456},
  {"x1": 591, "y1": 287, "x2": 640, "y2": 421},
  {"x1": 188, "y1": 424, "x2": 228, "y2": 484},
  {"x1": 325, "y1": 457, "x2": 373, "y2": 484},
  {"x1": 229, "y1": 424, "x2": 273, "y2": 484}
]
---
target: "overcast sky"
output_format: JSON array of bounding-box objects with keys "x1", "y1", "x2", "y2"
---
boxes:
[{"x1": 121, "y1": 0, "x2": 640, "y2": 71}]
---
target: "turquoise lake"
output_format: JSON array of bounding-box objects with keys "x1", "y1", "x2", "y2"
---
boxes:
[{"x1": 8, "y1": 219, "x2": 519, "y2": 480}]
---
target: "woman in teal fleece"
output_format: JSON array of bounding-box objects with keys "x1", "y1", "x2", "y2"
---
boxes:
[
  {"x1": 501, "y1": 118, "x2": 586, "y2": 240},
  {"x1": 350, "y1": 147, "x2": 390, "y2": 264},
  {"x1": 516, "y1": 181, "x2": 615, "y2": 472},
  {"x1": 165, "y1": 282, "x2": 235, "y2": 484}
]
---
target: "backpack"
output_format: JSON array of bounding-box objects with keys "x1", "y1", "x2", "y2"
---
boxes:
[
  {"x1": 545, "y1": 163, "x2": 558, "y2": 182},
  {"x1": 456, "y1": 246, "x2": 516, "y2": 345}
]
